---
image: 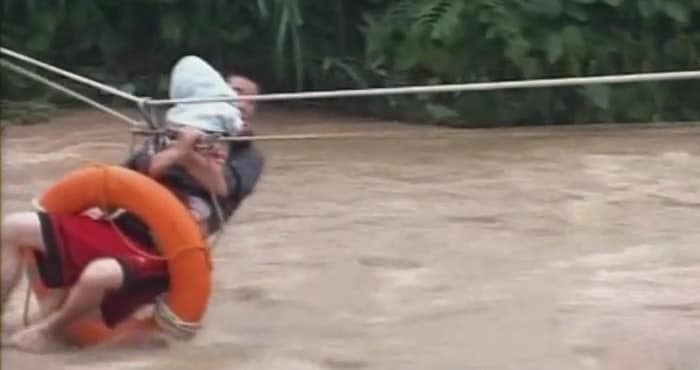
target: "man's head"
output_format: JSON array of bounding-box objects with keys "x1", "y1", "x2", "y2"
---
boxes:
[{"x1": 228, "y1": 75, "x2": 259, "y2": 122}]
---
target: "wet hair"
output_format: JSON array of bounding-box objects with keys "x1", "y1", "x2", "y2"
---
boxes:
[{"x1": 228, "y1": 74, "x2": 260, "y2": 95}]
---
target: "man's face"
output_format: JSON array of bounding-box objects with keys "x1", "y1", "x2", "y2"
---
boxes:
[
  {"x1": 229, "y1": 75, "x2": 259, "y2": 122},
  {"x1": 169, "y1": 124, "x2": 230, "y2": 164},
  {"x1": 205, "y1": 140, "x2": 229, "y2": 165}
]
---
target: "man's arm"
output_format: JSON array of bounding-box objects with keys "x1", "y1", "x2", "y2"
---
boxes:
[
  {"x1": 178, "y1": 151, "x2": 230, "y2": 197},
  {"x1": 179, "y1": 144, "x2": 264, "y2": 200},
  {"x1": 125, "y1": 129, "x2": 201, "y2": 179},
  {"x1": 147, "y1": 145, "x2": 188, "y2": 178},
  {"x1": 123, "y1": 129, "x2": 262, "y2": 200}
]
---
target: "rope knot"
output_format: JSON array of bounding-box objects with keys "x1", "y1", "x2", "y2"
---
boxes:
[{"x1": 153, "y1": 295, "x2": 202, "y2": 340}]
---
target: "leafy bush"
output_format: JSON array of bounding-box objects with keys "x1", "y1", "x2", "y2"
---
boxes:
[
  {"x1": 2, "y1": 0, "x2": 699, "y2": 126},
  {"x1": 335, "y1": 0, "x2": 700, "y2": 126}
]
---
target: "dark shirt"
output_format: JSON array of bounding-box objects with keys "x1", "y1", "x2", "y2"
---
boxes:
[{"x1": 112, "y1": 139, "x2": 264, "y2": 248}]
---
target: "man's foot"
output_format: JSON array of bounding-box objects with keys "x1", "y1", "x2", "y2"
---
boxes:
[
  {"x1": 104, "y1": 327, "x2": 170, "y2": 350},
  {"x1": 6, "y1": 322, "x2": 59, "y2": 353},
  {"x1": 1, "y1": 326, "x2": 13, "y2": 346},
  {"x1": 36, "y1": 289, "x2": 67, "y2": 319}
]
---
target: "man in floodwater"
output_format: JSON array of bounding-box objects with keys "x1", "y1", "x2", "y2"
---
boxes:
[
  {"x1": 1, "y1": 56, "x2": 265, "y2": 352},
  {"x1": 228, "y1": 74, "x2": 260, "y2": 125}
]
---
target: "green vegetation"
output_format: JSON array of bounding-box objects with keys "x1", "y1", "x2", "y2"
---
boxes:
[{"x1": 3, "y1": 0, "x2": 700, "y2": 126}]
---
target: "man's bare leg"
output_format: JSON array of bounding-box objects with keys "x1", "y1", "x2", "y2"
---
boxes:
[
  {"x1": 7, "y1": 258, "x2": 124, "y2": 353},
  {"x1": 25, "y1": 207, "x2": 109, "y2": 322},
  {"x1": 2, "y1": 212, "x2": 46, "y2": 309},
  {"x1": 35, "y1": 288, "x2": 68, "y2": 319}
]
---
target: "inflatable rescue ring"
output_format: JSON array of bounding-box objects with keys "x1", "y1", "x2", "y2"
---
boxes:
[{"x1": 22, "y1": 164, "x2": 211, "y2": 346}]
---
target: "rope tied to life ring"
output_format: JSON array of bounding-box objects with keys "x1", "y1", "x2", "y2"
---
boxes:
[{"x1": 96, "y1": 164, "x2": 211, "y2": 263}]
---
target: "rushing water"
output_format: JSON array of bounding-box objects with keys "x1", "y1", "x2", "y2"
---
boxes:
[{"x1": 3, "y1": 108, "x2": 700, "y2": 370}]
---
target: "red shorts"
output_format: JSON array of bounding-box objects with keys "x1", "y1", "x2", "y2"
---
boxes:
[{"x1": 35, "y1": 212, "x2": 169, "y2": 328}]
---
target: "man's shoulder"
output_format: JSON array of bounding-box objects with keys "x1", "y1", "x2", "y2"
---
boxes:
[{"x1": 228, "y1": 143, "x2": 265, "y2": 164}]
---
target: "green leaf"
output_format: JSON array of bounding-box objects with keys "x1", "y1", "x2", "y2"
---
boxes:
[
  {"x1": 562, "y1": 26, "x2": 585, "y2": 49},
  {"x1": 603, "y1": 0, "x2": 623, "y2": 7},
  {"x1": 27, "y1": 34, "x2": 51, "y2": 51},
  {"x1": 521, "y1": 57, "x2": 541, "y2": 78},
  {"x1": 119, "y1": 83, "x2": 136, "y2": 94},
  {"x1": 564, "y1": 4, "x2": 589, "y2": 21},
  {"x1": 485, "y1": 26, "x2": 499, "y2": 40},
  {"x1": 425, "y1": 103, "x2": 460, "y2": 121},
  {"x1": 161, "y1": 13, "x2": 183, "y2": 44},
  {"x1": 290, "y1": 20, "x2": 304, "y2": 90},
  {"x1": 546, "y1": 33, "x2": 563, "y2": 63},
  {"x1": 422, "y1": 46, "x2": 453, "y2": 76},
  {"x1": 35, "y1": 9, "x2": 60, "y2": 34},
  {"x1": 505, "y1": 38, "x2": 531, "y2": 66},
  {"x1": 583, "y1": 85, "x2": 611, "y2": 110},
  {"x1": 637, "y1": 0, "x2": 656, "y2": 17},
  {"x1": 394, "y1": 39, "x2": 423, "y2": 71},
  {"x1": 221, "y1": 26, "x2": 253, "y2": 44},
  {"x1": 323, "y1": 58, "x2": 369, "y2": 88},
  {"x1": 663, "y1": 2, "x2": 689, "y2": 24},
  {"x1": 274, "y1": 7, "x2": 290, "y2": 77},
  {"x1": 431, "y1": 0, "x2": 465, "y2": 41},
  {"x1": 157, "y1": 75, "x2": 169, "y2": 95},
  {"x1": 256, "y1": 0, "x2": 269, "y2": 18},
  {"x1": 522, "y1": 0, "x2": 563, "y2": 18}
]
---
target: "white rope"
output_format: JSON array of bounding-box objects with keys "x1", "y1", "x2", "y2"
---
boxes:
[
  {"x1": 153, "y1": 295, "x2": 201, "y2": 340},
  {"x1": 21, "y1": 268, "x2": 32, "y2": 327},
  {"x1": 0, "y1": 47, "x2": 145, "y2": 104},
  {"x1": 146, "y1": 70, "x2": 700, "y2": 105},
  {"x1": 131, "y1": 127, "x2": 454, "y2": 142},
  {"x1": 1, "y1": 59, "x2": 145, "y2": 127},
  {"x1": 6, "y1": 46, "x2": 700, "y2": 114}
]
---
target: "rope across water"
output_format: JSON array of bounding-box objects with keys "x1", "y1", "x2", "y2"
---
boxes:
[
  {"x1": 1, "y1": 59, "x2": 145, "y2": 127},
  {"x1": 146, "y1": 70, "x2": 700, "y2": 105},
  {"x1": 4, "y1": 46, "x2": 700, "y2": 109},
  {"x1": 4, "y1": 46, "x2": 700, "y2": 140},
  {"x1": 1, "y1": 47, "x2": 145, "y2": 104}
]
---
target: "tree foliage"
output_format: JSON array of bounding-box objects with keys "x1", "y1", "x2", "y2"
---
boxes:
[{"x1": 3, "y1": 0, "x2": 700, "y2": 126}]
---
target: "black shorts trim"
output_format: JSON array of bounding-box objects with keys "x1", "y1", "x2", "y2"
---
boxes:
[
  {"x1": 111, "y1": 212, "x2": 156, "y2": 250},
  {"x1": 34, "y1": 212, "x2": 64, "y2": 288}
]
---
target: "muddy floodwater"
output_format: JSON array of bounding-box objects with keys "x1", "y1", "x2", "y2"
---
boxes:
[{"x1": 3, "y1": 108, "x2": 700, "y2": 370}]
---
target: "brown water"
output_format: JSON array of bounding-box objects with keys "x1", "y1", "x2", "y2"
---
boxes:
[{"x1": 3, "y1": 108, "x2": 700, "y2": 370}]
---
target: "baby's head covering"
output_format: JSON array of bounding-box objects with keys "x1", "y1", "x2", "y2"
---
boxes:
[{"x1": 165, "y1": 55, "x2": 244, "y2": 135}]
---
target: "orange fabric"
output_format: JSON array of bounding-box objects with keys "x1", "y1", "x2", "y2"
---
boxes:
[{"x1": 24, "y1": 164, "x2": 210, "y2": 346}]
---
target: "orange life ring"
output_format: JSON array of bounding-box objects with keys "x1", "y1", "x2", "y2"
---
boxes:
[{"x1": 22, "y1": 164, "x2": 211, "y2": 346}]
